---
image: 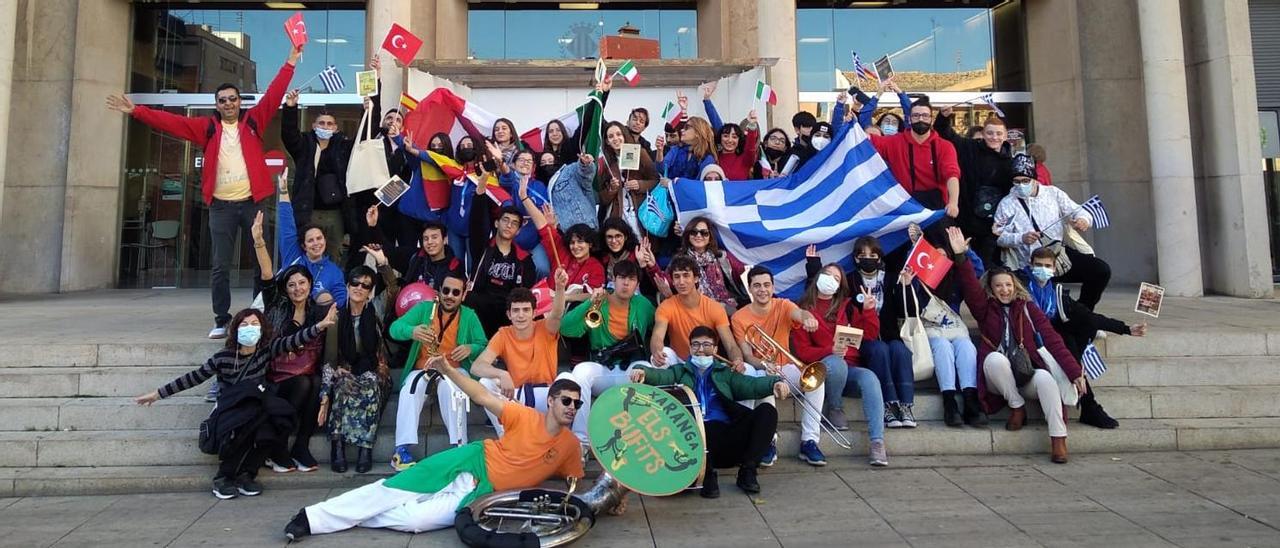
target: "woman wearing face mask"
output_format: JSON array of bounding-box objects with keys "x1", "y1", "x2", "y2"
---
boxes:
[
  {"x1": 1025, "y1": 247, "x2": 1147, "y2": 430},
  {"x1": 877, "y1": 113, "x2": 904, "y2": 137},
  {"x1": 832, "y1": 79, "x2": 913, "y2": 135},
  {"x1": 791, "y1": 258, "x2": 889, "y2": 466},
  {"x1": 318, "y1": 263, "x2": 395, "y2": 474},
  {"x1": 665, "y1": 216, "x2": 747, "y2": 314},
  {"x1": 429, "y1": 136, "x2": 485, "y2": 271},
  {"x1": 599, "y1": 121, "x2": 658, "y2": 232},
  {"x1": 756, "y1": 128, "x2": 791, "y2": 178},
  {"x1": 934, "y1": 108, "x2": 1015, "y2": 267},
  {"x1": 993, "y1": 153, "x2": 1111, "y2": 310},
  {"x1": 947, "y1": 227, "x2": 1084, "y2": 464},
  {"x1": 656, "y1": 117, "x2": 717, "y2": 180}
]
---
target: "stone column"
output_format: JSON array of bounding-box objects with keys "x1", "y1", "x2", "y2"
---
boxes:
[
  {"x1": 433, "y1": 0, "x2": 468, "y2": 60},
  {"x1": 367, "y1": 0, "x2": 412, "y2": 116},
  {"x1": 0, "y1": 0, "x2": 16, "y2": 236},
  {"x1": 1135, "y1": 0, "x2": 1204, "y2": 296},
  {"x1": 1184, "y1": 0, "x2": 1273, "y2": 297},
  {"x1": 755, "y1": 0, "x2": 798, "y2": 130},
  {"x1": 0, "y1": 0, "x2": 77, "y2": 293}
]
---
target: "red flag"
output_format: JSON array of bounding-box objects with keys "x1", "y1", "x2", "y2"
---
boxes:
[
  {"x1": 284, "y1": 12, "x2": 308, "y2": 48},
  {"x1": 906, "y1": 237, "x2": 954, "y2": 289},
  {"x1": 381, "y1": 23, "x2": 423, "y2": 66}
]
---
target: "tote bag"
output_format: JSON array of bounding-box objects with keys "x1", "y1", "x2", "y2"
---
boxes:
[
  {"x1": 899, "y1": 285, "x2": 935, "y2": 381},
  {"x1": 345, "y1": 106, "x2": 390, "y2": 194}
]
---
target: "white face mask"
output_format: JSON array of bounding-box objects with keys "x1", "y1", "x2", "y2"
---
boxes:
[
  {"x1": 1015, "y1": 181, "x2": 1036, "y2": 198},
  {"x1": 690, "y1": 355, "x2": 714, "y2": 369},
  {"x1": 811, "y1": 136, "x2": 831, "y2": 151},
  {"x1": 816, "y1": 273, "x2": 840, "y2": 296}
]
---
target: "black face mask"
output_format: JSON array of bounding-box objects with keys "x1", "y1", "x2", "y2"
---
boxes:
[
  {"x1": 764, "y1": 147, "x2": 785, "y2": 160},
  {"x1": 535, "y1": 165, "x2": 558, "y2": 182},
  {"x1": 428, "y1": 147, "x2": 449, "y2": 157},
  {"x1": 456, "y1": 148, "x2": 478, "y2": 163},
  {"x1": 857, "y1": 257, "x2": 882, "y2": 273},
  {"x1": 911, "y1": 121, "x2": 931, "y2": 136}
]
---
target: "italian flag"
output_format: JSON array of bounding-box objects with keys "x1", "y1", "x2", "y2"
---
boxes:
[
  {"x1": 518, "y1": 89, "x2": 605, "y2": 158},
  {"x1": 755, "y1": 81, "x2": 778, "y2": 106},
  {"x1": 661, "y1": 101, "x2": 682, "y2": 126},
  {"x1": 614, "y1": 60, "x2": 640, "y2": 86}
]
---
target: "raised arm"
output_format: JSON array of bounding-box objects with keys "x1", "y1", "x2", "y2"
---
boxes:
[
  {"x1": 276, "y1": 176, "x2": 303, "y2": 268},
  {"x1": 431, "y1": 355, "x2": 507, "y2": 417},
  {"x1": 251, "y1": 209, "x2": 272, "y2": 282},
  {"x1": 245, "y1": 45, "x2": 301, "y2": 130}
]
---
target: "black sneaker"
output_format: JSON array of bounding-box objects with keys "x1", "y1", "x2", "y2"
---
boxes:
[
  {"x1": 284, "y1": 508, "x2": 311, "y2": 541},
  {"x1": 700, "y1": 469, "x2": 720, "y2": 499},
  {"x1": 211, "y1": 477, "x2": 237, "y2": 500},
  {"x1": 736, "y1": 466, "x2": 760, "y2": 494},
  {"x1": 235, "y1": 473, "x2": 263, "y2": 496},
  {"x1": 1079, "y1": 399, "x2": 1119, "y2": 429}
]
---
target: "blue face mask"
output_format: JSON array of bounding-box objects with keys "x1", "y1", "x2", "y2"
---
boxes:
[
  {"x1": 236, "y1": 324, "x2": 262, "y2": 346},
  {"x1": 1015, "y1": 181, "x2": 1036, "y2": 198},
  {"x1": 1031, "y1": 266, "x2": 1055, "y2": 283},
  {"x1": 690, "y1": 355, "x2": 714, "y2": 369},
  {"x1": 314, "y1": 128, "x2": 334, "y2": 140},
  {"x1": 881, "y1": 123, "x2": 899, "y2": 136}
]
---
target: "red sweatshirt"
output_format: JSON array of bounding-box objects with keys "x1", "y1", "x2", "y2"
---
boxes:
[
  {"x1": 869, "y1": 130, "x2": 961, "y2": 205},
  {"x1": 791, "y1": 296, "x2": 880, "y2": 366},
  {"x1": 130, "y1": 62, "x2": 296, "y2": 205},
  {"x1": 718, "y1": 127, "x2": 760, "y2": 180},
  {"x1": 538, "y1": 225, "x2": 606, "y2": 289}
]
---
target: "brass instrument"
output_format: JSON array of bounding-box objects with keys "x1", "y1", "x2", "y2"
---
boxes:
[
  {"x1": 456, "y1": 473, "x2": 628, "y2": 547},
  {"x1": 422, "y1": 300, "x2": 441, "y2": 357},
  {"x1": 743, "y1": 324, "x2": 854, "y2": 449},
  {"x1": 583, "y1": 298, "x2": 605, "y2": 329}
]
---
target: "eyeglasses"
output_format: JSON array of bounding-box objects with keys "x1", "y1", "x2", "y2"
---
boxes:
[
  {"x1": 688, "y1": 229, "x2": 711, "y2": 237},
  {"x1": 514, "y1": 158, "x2": 534, "y2": 165},
  {"x1": 439, "y1": 287, "x2": 463, "y2": 297},
  {"x1": 558, "y1": 396, "x2": 584, "y2": 409},
  {"x1": 216, "y1": 95, "x2": 240, "y2": 104},
  {"x1": 909, "y1": 113, "x2": 932, "y2": 121},
  {"x1": 348, "y1": 281, "x2": 374, "y2": 290},
  {"x1": 689, "y1": 342, "x2": 717, "y2": 350},
  {"x1": 498, "y1": 217, "x2": 522, "y2": 227},
  {"x1": 766, "y1": 135, "x2": 787, "y2": 143},
  {"x1": 605, "y1": 233, "x2": 626, "y2": 240}
]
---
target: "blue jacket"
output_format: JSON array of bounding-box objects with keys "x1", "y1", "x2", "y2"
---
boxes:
[
  {"x1": 498, "y1": 171, "x2": 551, "y2": 251},
  {"x1": 278, "y1": 200, "x2": 347, "y2": 306},
  {"x1": 659, "y1": 143, "x2": 715, "y2": 180},
  {"x1": 831, "y1": 92, "x2": 913, "y2": 136},
  {"x1": 703, "y1": 99, "x2": 724, "y2": 132},
  {"x1": 547, "y1": 160, "x2": 599, "y2": 230}
]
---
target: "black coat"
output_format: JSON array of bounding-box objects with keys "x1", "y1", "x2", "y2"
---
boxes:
[
  {"x1": 281, "y1": 105, "x2": 356, "y2": 225},
  {"x1": 206, "y1": 378, "x2": 297, "y2": 459},
  {"x1": 935, "y1": 113, "x2": 1014, "y2": 234}
]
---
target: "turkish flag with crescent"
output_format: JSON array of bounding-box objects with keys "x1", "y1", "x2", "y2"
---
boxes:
[
  {"x1": 906, "y1": 237, "x2": 954, "y2": 289},
  {"x1": 381, "y1": 23, "x2": 423, "y2": 66},
  {"x1": 284, "y1": 12, "x2": 308, "y2": 48}
]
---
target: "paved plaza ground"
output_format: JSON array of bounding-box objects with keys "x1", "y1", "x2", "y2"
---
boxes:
[{"x1": 3, "y1": 449, "x2": 1280, "y2": 548}]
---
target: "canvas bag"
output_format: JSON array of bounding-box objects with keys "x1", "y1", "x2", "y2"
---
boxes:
[
  {"x1": 899, "y1": 285, "x2": 935, "y2": 381},
  {"x1": 345, "y1": 105, "x2": 390, "y2": 194},
  {"x1": 919, "y1": 284, "x2": 969, "y2": 340}
]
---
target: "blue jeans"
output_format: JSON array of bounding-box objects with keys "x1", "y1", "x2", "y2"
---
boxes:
[
  {"x1": 930, "y1": 336, "x2": 978, "y2": 391},
  {"x1": 820, "y1": 355, "x2": 850, "y2": 413},
  {"x1": 860, "y1": 339, "x2": 915, "y2": 405},
  {"x1": 841, "y1": 366, "x2": 886, "y2": 442},
  {"x1": 530, "y1": 243, "x2": 550, "y2": 280},
  {"x1": 448, "y1": 232, "x2": 469, "y2": 273}
]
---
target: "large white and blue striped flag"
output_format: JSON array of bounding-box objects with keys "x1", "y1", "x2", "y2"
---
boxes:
[{"x1": 671, "y1": 123, "x2": 944, "y2": 299}]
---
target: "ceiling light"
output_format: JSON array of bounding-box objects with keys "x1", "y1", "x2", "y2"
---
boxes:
[
  {"x1": 799, "y1": 37, "x2": 830, "y2": 44},
  {"x1": 265, "y1": 3, "x2": 307, "y2": 9},
  {"x1": 314, "y1": 37, "x2": 348, "y2": 44},
  {"x1": 559, "y1": 3, "x2": 599, "y2": 9}
]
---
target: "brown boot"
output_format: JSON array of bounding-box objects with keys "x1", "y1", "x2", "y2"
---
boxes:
[
  {"x1": 1050, "y1": 436, "x2": 1068, "y2": 463},
  {"x1": 1006, "y1": 406, "x2": 1026, "y2": 431}
]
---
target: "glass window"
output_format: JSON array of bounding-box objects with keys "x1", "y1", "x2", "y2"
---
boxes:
[{"x1": 467, "y1": 5, "x2": 696, "y2": 60}]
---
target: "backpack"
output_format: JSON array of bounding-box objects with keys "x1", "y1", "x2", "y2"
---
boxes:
[{"x1": 639, "y1": 182, "x2": 676, "y2": 237}]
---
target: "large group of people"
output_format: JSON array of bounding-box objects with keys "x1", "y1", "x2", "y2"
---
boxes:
[{"x1": 116, "y1": 45, "x2": 1146, "y2": 539}]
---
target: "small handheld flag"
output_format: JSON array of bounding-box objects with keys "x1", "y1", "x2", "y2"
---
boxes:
[
  {"x1": 977, "y1": 92, "x2": 1006, "y2": 118},
  {"x1": 399, "y1": 93, "x2": 418, "y2": 113},
  {"x1": 1080, "y1": 195, "x2": 1109, "y2": 229},
  {"x1": 284, "y1": 12, "x2": 308, "y2": 48},
  {"x1": 661, "y1": 101, "x2": 682, "y2": 126},
  {"x1": 852, "y1": 52, "x2": 879, "y2": 82},
  {"x1": 318, "y1": 65, "x2": 344, "y2": 93},
  {"x1": 905, "y1": 237, "x2": 954, "y2": 289},
  {"x1": 614, "y1": 60, "x2": 641, "y2": 86},
  {"x1": 755, "y1": 81, "x2": 777, "y2": 106},
  {"x1": 1081, "y1": 342, "x2": 1107, "y2": 380},
  {"x1": 381, "y1": 23, "x2": 423, "y2": 66}
]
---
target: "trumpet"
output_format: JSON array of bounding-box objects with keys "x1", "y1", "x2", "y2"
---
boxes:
[
  {"x1": 584, "y1": 298, "x2": 605, "y2": 329},
  {"x1": 744, "y1": 324, "x2": 854, "y2": 450}
]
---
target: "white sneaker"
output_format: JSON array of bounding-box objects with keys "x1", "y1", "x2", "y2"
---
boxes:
[
  {"x1": 208, "y1": 326, "x2": 227, "y2": 339},
  {"x1": 265, "y1": 458, "x2": 296, "y2": 473}
]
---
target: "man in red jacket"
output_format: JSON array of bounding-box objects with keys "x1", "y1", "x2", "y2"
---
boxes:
[
  {"x1": 107, "y1": 45, "x2": 301, "y2": 339},
  {"x1": 869, "y1": 95, "x2": 961, "y2": 219}
]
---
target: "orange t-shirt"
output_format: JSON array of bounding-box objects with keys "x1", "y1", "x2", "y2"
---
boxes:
[
  {"x1": 484, "y1": 402, "x2": 584, "y2": 490},
  {"x1": 732, "y1": 299, "x2": 799, "y2": 355},
  {"x1": 488, "y1": 320, "x2": 559, "y2": 387},
  {"x1": 656, "y1": 294, "x2": 731, "y2": 358},
  {"x1": 607, "y1": 300, "x2": 630, "y2": 341},
  {"x1": 413, "y1": 307, "x2": 462, "y2": 370}
]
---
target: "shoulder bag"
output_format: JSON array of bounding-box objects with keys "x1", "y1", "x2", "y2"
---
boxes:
[
  {"x1": 899, "y1": 284, "x2": 936, "y2": 381},
  {"x1": 345, "y1": 105, "x2": 391, "y2": 194}
]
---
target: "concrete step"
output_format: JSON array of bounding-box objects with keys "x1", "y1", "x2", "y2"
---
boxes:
[
  {"x1": 1097, "y1": 328, "x2": 1280, "y2": 359},
  {"x1": 0, "y1": 342, "x2": 221, "y2": 368},
  {"x1": 0, "y1": 366, "x2": 198, "y2": 398},
  {"x1": 1095, "y1": 356, "x2": 1280, "y2": 387},
  {"x1": 6, "y1": 417, "x2": 1280, "y2": 468}
]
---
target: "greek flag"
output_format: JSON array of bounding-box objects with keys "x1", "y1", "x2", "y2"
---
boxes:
[
  {"x1": 1081, "y1": 194, "x2": 1109, "y2": 229},
  {"x1": 978, "y1": 92, "x2": 1006, "y2": 118},
  {"x1": 1081, "y1": 342, "x2": 1107, "y2": 380},
  {"x1": 671, "y1": 123, "x2": 943, "y2": 298},
  {"x1": 319, "y1": 65, "x2": 344, "y2": 93}
]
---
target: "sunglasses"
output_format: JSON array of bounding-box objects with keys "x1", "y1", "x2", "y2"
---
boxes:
[
  {"x1": 216, "y1": 95, "x2": 240, "y2": 104},
  {"x1": 558, "y1": 396, "x2": 584, "y2": 409},
  {"x1": 688, "y1": 229, "x2": 711, "y2": 237},
  {"x1": 349, "y1": 281, "x2": 374, "y2": 290},
  {"x1": 439, "y1": 287, "x2": 463, "y2": 297}
]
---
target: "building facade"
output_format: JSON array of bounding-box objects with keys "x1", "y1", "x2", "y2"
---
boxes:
[{"x1": 0, "y1": 0, "x2": 1272, "y2": 298}]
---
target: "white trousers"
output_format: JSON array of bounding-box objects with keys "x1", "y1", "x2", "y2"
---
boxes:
[
  {"x1": 305, "y1": 474, "x2": 477, "y2": 535},
  {"x1": 396, "y1": 370, "x2": 471, "y2": 448},
  {"x1": 982, "y1": 352, "x2": 1067, "y2": 437},
  {"x1": 571, "y1": 359, "x2": 650, "y2": 437},
  {"x1": 742, "y1": 364, "x2": 824, "y2": 443},
  {"x1": 479, "y1": 371, "x2": 588, "y2": 443}
]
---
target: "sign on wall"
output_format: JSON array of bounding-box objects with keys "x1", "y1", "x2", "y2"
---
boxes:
[{"x1": 1260, "y1": 111, "x2": 1279, "y2": 159}]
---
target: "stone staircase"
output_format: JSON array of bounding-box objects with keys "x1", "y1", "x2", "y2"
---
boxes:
[{"x1": 1, "y1": 294, "x2": 1279, "y2": 496}]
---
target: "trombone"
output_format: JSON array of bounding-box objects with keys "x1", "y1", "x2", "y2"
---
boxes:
[{"x1": 744, "y1": 324, "x2": 854, "y2": 450}]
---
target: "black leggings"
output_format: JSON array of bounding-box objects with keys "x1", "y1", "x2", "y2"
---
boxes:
[
  {"x1": 272, "y1": 373, "x2": 320, "y2": 461},
  {"x1": 217, "y1": 422, "x2": 276, "y2": 480},
  {"x1": 704, "y1": 403, "x2": 778, "y2": 469}
]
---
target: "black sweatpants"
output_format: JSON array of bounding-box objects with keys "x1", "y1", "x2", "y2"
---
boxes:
[
  {"x1": 271, "y1": 373, "x2": 320, "y2": 462},
  {"x1": 704, "y1": 403, "x2": 778, "y2": 469},
  {"x1": 217, "y1": 422, "x2": 276, "y2": 480},
  {"x1": 1052, "y1": 248, "x2": 1111, "y2": 311}
]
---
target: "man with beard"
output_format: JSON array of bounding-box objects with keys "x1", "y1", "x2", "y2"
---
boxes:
[
  {"x1": 869, "y1": 95, "x2": 961, "y2": 219},
  {"x1": 388, "y1": 271, "x2": 489, "y2": 470}
]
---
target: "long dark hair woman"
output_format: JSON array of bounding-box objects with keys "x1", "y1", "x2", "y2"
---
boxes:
[{"x1": 598, "y1": 121, "x2": 658, "y2": 232}]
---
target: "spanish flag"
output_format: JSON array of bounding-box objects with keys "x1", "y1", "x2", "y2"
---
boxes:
[
  {"x1": 399, "y1": 93, "x2": 418, "y2": 113},
  {"x1": 415, "y1": 150, "x2": 508, "y2": 209}
]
